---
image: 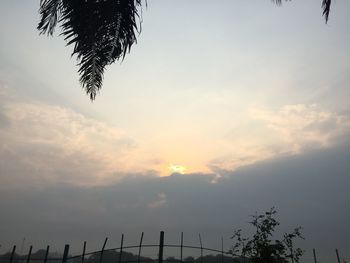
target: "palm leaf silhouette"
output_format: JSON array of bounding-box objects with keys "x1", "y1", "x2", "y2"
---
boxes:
[
  {"x1": 38, "y1": 0, "x2": 142, "y2": 100},
  {"x1": 272, "y1": 0, "x2": 332, "y2": 22},
  {"x1": 322, "y1": 0, "x2": 332, "y2": 23}
]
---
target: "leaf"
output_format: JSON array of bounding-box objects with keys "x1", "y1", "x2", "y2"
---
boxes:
[{"x1": 322, "y1": 0, "x2": 332, "y2": 23}]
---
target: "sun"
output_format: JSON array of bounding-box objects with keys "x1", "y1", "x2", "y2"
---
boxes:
[{"x1": 168, "y1": 164, "x2": 187, "y2": 174}]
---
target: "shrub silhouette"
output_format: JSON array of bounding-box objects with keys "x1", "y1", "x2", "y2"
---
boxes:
[{"x1": 230, "y1": 208, "x2": 304, "y2": 263}]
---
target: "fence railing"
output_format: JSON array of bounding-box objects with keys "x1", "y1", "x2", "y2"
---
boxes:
[
  {"x1": 0, "y1": 232, "x2": 233, "y2": 263},
  {"x1": 0, "y1": 231, "x2": 346, "y2": 263}
]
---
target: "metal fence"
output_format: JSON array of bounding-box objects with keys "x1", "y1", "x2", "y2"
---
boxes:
[
  {"x1": 0, "y1": 232, "x2": 346, "y2": 263},
  {"x1": 0, "y1": 232, "x2": 233, "y2": 263}
]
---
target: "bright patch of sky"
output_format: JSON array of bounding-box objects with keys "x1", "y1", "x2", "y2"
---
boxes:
[{"x1": 1, "y1": 0, "x2": 350, "y2": 181}]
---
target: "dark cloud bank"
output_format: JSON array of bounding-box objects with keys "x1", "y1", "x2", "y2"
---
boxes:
[{"x1": 1, "y1": 145, "x2": 350, "y2": 262}]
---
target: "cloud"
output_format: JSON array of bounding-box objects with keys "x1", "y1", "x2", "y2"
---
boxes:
[
  {"x1": 0, "y1": 109, "x2": 9, "y2": 128},
  {"x1": 250, "y1": 104, "x2": 350, "y2": 153},
  {"x1": 148, "y1": 192, "x2": 167, "y2": 209},
  {"x1": 0, "y1": 87, "x2": 161, "y2": 187},
  {"x1": 207, "y1": 104, "x2": 350, "y2": 176}
]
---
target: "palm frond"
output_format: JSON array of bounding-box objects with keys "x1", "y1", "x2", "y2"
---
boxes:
[
  {"x1": 38, "y1": 0, "x2": 143, "y2": 100},
  {"x1": 272, "y1": 0, "x2": 332, "y2": 23},
  {"x1": 271, "y1": 0, "x2": 290, "y2": 6},
  {"x1": 37, "y1": 0, "x2": 63, "y2": 35},
  {"x1": 322, "y1": 0, "x2": 332, "y2": 23}
]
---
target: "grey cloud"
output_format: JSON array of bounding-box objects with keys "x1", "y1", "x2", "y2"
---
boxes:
[
  {"x1": 0, "y1": 143, "x2": 110, "y2": 187},
  {"x1": 0, "y1": 111, "x2": 9, "y2": 128},
  {"x1": 304, "y1": 117, "x2": 338, "y2": 134},
  {"x1": 1, "y1": 145, "x2": 350, "y2": 262},
  {"x1": 0, "y1": 97, "x2": 142, "y2": 187}
]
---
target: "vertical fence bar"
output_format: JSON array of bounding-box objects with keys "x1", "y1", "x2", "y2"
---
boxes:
[
  {"x1": 9, "y1": 245, "x2": 16, "y2": 263},
  {"x1": 199, "y1": 234, "x2": 203, "y2": 263},
  {"x1": 180, "y1": 232, "x2": 183, "y2": 263},
  {"x1": 44, "y1": 246, "x2": 50, "y2": 263},
  {"x1": 137, "y1": 232, "x2": 144, "y2": 263},
  {"x1": 336, "y1": 249, "x2": 341, "y2": 263},
  {"x1": 221, "y1": 237, "x2": 224, "y2": 263},
  {"x1": 158, "y1": 231, "x2": 164, "y2": 263},
  {"x1": 81, "y1": 242, "x2": 87, "y2": 263},
  {"x1": 99, "y1": 238, "x2": 108, "y2": 263},
  {"x1": 118, "y1": 234, "x2": 124, "y2": 263},
  {"x1": 312, "y1": 249, "x2": 317, "y2": 263},
  {"x1": 62, "y1": 245, "x2": 70, "y2": 263},
  {"x1": 26, "y1": 246, "x2": 33, "y2": 263}
]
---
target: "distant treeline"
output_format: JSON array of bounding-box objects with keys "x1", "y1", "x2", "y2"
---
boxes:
[{"x1": 0, "y1": 249, "x2": 246, "y2": 263}]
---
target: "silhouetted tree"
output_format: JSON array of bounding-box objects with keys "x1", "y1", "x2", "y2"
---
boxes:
[
  {"x1": 184, "y1": 256, "x2": 195, "y2": 263},
  {"x1": 38, "y1": 0, "x2": 333, "y2": 100},
  {"x1": 230, "y1": 208, "x2": 304, "y2": 263}
]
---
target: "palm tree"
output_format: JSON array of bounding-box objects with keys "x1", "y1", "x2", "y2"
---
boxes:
[{"x1": 38, "y1": 0, "x2": 332, "y2": 100}]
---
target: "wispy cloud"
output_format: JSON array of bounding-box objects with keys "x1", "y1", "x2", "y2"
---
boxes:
[
  {"x1": 250, "y1": 104, "x2": 350, "y2": 153},
  {"x1": 0, "y1": 86, "x2": 156, "y2": 187},
  {"x1": 209, "y1": 104, "x2": 350, "y2": 174}
]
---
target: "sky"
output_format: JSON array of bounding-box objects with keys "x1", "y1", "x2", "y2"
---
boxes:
[{"x1": 0, "y1": 0, "x2": 350, "y2": 262}]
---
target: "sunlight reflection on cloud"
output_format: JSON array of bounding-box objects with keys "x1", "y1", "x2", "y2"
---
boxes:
[{"x1": 1, "y1": 85, "x2": 350, "y2": 187}]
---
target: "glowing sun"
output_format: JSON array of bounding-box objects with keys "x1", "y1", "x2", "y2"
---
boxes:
[{"x1": 168, "y1": 164, "x2": 187, "y2": 174}]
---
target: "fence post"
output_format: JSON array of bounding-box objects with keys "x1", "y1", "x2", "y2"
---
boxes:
[
  {"x1": 82, "y1": 242, "x2": 87, "y2": 263},
  {"x1": 221, "y1": 237, "x2": 224, "y2": 263},
  {"x1": 44, "y1": 246, "x2": 50, "y2": 263},
  {"x1": 9, "y1": 245, "x2": 16, "y2": 263},
  {"x1": 199, "y1": 234, "x2": 203, "y2": 263},
  {"x1": 312, "y1": 249, "x2": 317, "y2": 263},
  {"x1": 137, "y1": 232, "x2": 144, "y2": 263},
  {"x1": 158, "y1": 231, "x2": 164, "y2": 263},
  {"x1": 99, "y1": 238, "x2": 108, "y2": 263},
  {"x1": 62, "y1": 244, "x2": 70, "y2": 263},
  {"x1": 118, "y1": 234, "x2": 124, "y2": 263},
  {"x1": 26, "y1": 246, "x2": 33, "y2": 263},
  {"x1": 180, "y1": 232, "x2": 183, "y2": 263},
  {"x1": 336, "y1": 249, "x2": 341, "y2": 263}
]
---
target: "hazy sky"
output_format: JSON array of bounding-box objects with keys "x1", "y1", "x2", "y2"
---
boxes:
[{"x1": 0, "y1": 1, "x2": 350, "y2": 262}]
